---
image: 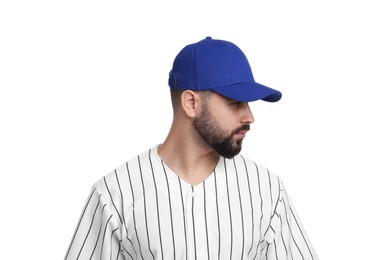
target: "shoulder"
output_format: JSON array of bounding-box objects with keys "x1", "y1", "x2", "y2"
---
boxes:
[
  {"x1": 233, "y1": 154, "x2": 281, "y2": 181},
  {"x1": 230, "y1": 154, "x2": 284, "y2": 198},
  {"x1": 92, "y1": 146, "x2": 157, "y2": 196}
]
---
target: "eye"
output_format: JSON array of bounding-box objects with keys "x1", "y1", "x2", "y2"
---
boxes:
[{"x1": 232, "y1": 101, "x2": 242, "y2": 107}]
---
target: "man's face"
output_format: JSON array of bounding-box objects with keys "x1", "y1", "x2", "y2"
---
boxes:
[{"x1": 193, "y1": 93, "x2": 253, "y2": 158}]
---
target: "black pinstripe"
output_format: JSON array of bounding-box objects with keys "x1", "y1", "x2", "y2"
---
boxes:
[
  {"x1": 76, "y1": 194, "x2": 102, "y2": 259},
  {"x1": 137, "y1": 155, "x2": 155, "y2": 260},
  {"x1": 191, "y1": 185, "x2": 197, "y2": 260},
  {"x1": 178, "y1": 177, "x2": 188, "y2": 260},
  {"x1": 243, "y1": 156, "x2": 255, "y2": 256},
  {"x1": 224, "y1": 158, "x2": 233, "y2": 260},
  {"x1": 203, "y1": 181, "x2": 210, "y2": 260},
  {"x1": 213, "y1": 169, "x2": 221, "y2": 260},
  {"x1": 233, "y1": 157, "x2": 245, "y2": 260},
  {"x1": 161, "y1": 161, "x2": 176, "y2": 260},
  {"x1": 65, "y1": 187, "x2": 97, "y2": 260},
  {"x1": 126, "y1": 162, "x2": 143, "y2": 260},
  {"x1": 148, "y1": 150, "x2": 164, "y2": 260}
]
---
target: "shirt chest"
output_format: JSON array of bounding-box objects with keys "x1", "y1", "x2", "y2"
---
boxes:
[{"x1": 121, "y1": 171, "x2": 271, "y2": 260}]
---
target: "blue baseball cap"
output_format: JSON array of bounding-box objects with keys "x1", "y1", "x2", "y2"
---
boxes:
[{"x1": 168, "y1": 37, "x2": 282, "y2": 102}]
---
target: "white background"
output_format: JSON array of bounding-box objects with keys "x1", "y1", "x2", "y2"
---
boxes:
[{"x1": 1, "y1": 1, "x2": 386, "y2": 259}]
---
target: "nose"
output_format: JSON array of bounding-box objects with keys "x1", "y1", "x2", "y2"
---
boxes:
[{"x1": 241, "y1": 103, "x2": 255, "y2": 124}]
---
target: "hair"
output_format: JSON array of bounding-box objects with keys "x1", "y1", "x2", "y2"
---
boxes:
[
  {"x1": 170, "y1": 89, "x2": 212, "y2": 115},
  {"x1": 170, "y1": 89, "x2": 185, "y2": 113}
]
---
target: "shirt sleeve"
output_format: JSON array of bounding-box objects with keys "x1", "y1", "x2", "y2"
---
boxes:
[
  {"x1": 64, "y1": 186, "x2": 124, "y2": 260},
  {"x1": 264, "y1": 180, "x2": 319, "y2": 260}
]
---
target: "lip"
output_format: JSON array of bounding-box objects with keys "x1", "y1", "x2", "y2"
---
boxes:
[{"x1": 235, "y1": 130, "x2": 248, "y2": 138}]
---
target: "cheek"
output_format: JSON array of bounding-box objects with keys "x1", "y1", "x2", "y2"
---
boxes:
[
  {"x1": 208, "y1": 98, "x2": 239, "y2": 129},
  {"x1": 212, "y1": 108, "x2": 238, "y2": 130}
]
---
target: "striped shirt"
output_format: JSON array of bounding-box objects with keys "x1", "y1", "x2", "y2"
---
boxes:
[{"x1": 65, "y1": 145, "x2": 318, "y2": 260}]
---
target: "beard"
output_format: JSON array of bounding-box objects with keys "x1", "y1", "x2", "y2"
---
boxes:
[{"x1": 193, "y1": 101, "x2": 250, "y2": 159}]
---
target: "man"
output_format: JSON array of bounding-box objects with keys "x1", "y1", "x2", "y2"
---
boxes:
[{"x1": 65, "y1": 37, "x2": 318, "y2": 260}]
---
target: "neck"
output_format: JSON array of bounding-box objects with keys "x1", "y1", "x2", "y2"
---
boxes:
[{"x1": 158, "y1": 120, "x2": 219, "y2": 186}]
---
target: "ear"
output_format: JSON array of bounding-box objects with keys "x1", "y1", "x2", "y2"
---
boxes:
[{"x1": 180, "y1": 90, "x2": 201, "y2": 118}]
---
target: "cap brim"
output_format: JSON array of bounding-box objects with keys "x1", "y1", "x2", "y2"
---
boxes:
[{"x1": 211, "y1": 81, "x2": 282, "y2": 102}]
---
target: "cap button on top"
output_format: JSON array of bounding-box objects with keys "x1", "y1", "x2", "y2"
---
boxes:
[{"x1": 205, "y1": 36, "x2": 212, "y2": 40}]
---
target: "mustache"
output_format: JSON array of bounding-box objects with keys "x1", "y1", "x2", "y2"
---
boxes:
[{"x1": 234, "y1": 124, "x2": 250, "y2": 133}]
